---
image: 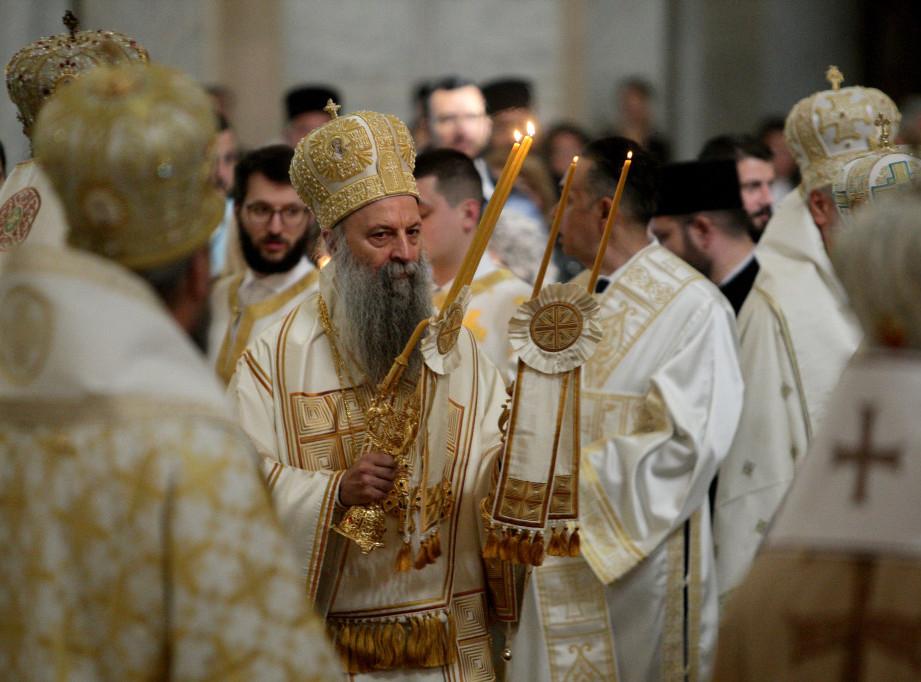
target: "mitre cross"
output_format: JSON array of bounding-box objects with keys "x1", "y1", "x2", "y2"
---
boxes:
[
  {"x1": 63, "y1": 10, "x2": 79, "y2": 38},
  {"x1": 324, "y1": 99, "x2": 341, "y2": 119},
  {"x1": 826, "y1": 65, "x2": 844, "y2": 91}
]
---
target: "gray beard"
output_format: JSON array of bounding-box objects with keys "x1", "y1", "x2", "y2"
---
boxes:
[{"x1": 331, "y1": 241, "x2": 434, "y2": 386}]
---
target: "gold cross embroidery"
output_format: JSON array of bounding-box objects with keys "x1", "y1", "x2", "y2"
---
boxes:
[
  {"x1": 817, "y1": 92, "x2": 871, "y2": 144},
  {"x1": 833, "y1": 404, "x2": 900, "y2": 504}
]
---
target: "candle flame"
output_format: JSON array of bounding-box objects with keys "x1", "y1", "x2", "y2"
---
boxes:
[
  {"x1": 513, "y1": 130, "x2": 522, "y2": 142},
  {"x1": 318, "y1": 254, "x2": 331, "y2": 269},
  {"x1": 627, "y1": 151, "x2": 633, "y2": 159},
  {"x1": 526, "y1": 121, "x2": 535, "y2": 137},
  {"x1": 573, "y1": 155, "x2": 579, "y2": 163}
]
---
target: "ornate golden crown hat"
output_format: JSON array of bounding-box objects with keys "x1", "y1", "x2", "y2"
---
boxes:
[
  {"x1": 784, "y1": 66, "x2": 900, "y2": 194},
  {"x1": 289, "y1": 100, "x2": 419, "y2": 230},
  {"x1": 34, "y1": 62, "x2": 224, "y2": 270},
  {"x1": 6, "y1": 11, "x2": 149, "y2": 148}
]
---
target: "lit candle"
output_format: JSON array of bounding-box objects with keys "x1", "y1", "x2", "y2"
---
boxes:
[
  {"x1": 531, "y1": 155, "x2": 578, "y2": 298},
  {"x1": 588, "y1": 151, "x2": 632, "y2": 293}
]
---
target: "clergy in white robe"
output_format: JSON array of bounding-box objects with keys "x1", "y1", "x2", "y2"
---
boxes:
[
  {"x1": 711, "y1": 73, "x2": 899, "y2": 600},
  {"x1": 416, "y1": 148, "x2": 532, "y2": 381},
  {"x1": 207, "y1": 146, "x2": 319, "y2": 384},
  {"x1": 513, "y1": 139, "x2": 743, "y2": 682},
  {"x1": 0, "y1": 61, "x2": 337, "y2": 680},
  {"x1": 714, "y1": 193, "x2": 921, "y2": 681}
]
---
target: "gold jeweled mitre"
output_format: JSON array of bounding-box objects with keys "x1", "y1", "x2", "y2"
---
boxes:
[
  {"x1": 6, "y1": 11, "x2": 149, "y2": 147},
  {"x1": 289, "y1": 100, "x2": 418, "y2": 229},
  {"x1": 33, "y1": 62, "x2": 224, "y2": 270},
  {"x1": 784, "y1": 66, "x2": 900, "y2": 193}
]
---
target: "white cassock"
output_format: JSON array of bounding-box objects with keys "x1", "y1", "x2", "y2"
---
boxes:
[
  {"x1": 230, "y1": 264, "x2": 528, "y2": 680},
  {"x1": 207, "y1": 256, "x2": 319, "y2": 384},
  {"x1": 0, "y1": 160, "x2": 69, "y2": 257},
  {"x1": 433, "y1": 256, "x2": 532, "y2": 381},
  {"x1": 0, "y1": 245, "x2": 338, "y2": 680},
  {"x1": 714, "y1": 349, "x2": 921, "y2": 681},
  {"x1": 713, "y1": 189, "x2": 863, "y2": 601},
  {"x1": 513, "y1": 244, "x2": 743, "y2": 682}
]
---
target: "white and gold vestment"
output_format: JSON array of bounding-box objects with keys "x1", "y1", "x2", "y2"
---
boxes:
[
  {"x1": 231, "y1": 265, "x2": 526, "y2": 680},
  {"x1": 0, "y1": 245, "x2": 337, "y2": 679},
  {"x1": 0, "y1": 160, "x2": 69, "y2": 255},
  {"x1": 514, "y1": 244, "x2": 743, "y2": 681},
  {"x1": 713, "y1": 190, "x2": 862, "y2": 600},
  {"x1": 433, "y1": 256, "x2": 531, "y2": 381},
  {"x1": 208, "y1": 256, "x2": 319, "y2": 384}
]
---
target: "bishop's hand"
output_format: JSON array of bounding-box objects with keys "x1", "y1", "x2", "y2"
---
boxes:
[{"x1": 338, "y1": 451, "x2": 396, "y2": 506}]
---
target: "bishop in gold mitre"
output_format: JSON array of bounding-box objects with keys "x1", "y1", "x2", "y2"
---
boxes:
[{"x1": 230, "y1": 101, "x2": 532, "y2": 677}]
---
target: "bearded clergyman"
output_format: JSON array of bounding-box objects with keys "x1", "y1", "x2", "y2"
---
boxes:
[{"x1": 230, "y1": 105, "x2": 531, "y2": 679}]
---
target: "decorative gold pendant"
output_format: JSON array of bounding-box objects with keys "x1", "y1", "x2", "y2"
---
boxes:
[{"x1": 333, "y1": 503, "x2": 386, "y2": 553}]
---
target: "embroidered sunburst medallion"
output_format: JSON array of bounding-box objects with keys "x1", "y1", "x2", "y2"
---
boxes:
[
  {"x1": 0, "y1": 285, "x2": 53, "y2": 385},
  {"x1": 0, "y1": 187, "x2": 42, "y2": 250},
  {"x1": 309, "y1": 119, "x2": 373, "y2": 181},
  {"x1": 530, "y1": 301, "x2": 583, "y2": 352},
  {"x1": 437, "y1": 302, "x2": 464, "y2": 355}
]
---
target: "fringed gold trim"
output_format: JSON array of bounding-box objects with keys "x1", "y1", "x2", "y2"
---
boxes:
[
  {"x1": 530, "y1": 531, "x2": 545, "y2": 566},
  {"x1": 332, "y1": 611, "x2": 457, "y2": 674},
  {"x1": 413, "y1": 530, "x2": 442, "y2": 570}
]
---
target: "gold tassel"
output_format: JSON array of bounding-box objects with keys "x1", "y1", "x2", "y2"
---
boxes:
[
  {"x1": 414, "y1": 539, "x2": 429, "y2": 570},
  {"x1": 530, "y1": 531, "x2": 545, "y2": 566},
  {"x1": 429, "y1": 530, "x2": 442, "y2": 561},
  {"x1": 547, "y1": 525, "x2": 561, "y2": 556},
  {"x1": 517, "y1": 531, "x2": 533, "y2": 565},
  {"x1": 568, "y1": 527, "x2": 581, "y2": 557},
  {"x1": 375, "y1": 621, "x2": 392, "y2": 670},
  {"x1": 406, "y1": 616, "x2": 423, "y2": 666},
  {"x1": 391, "y1": 619, "x2": 407, "y2": 668},
  {"x1": 504, "y1": 529, "x2": 520, "y2": 561},
  {"x1": 483, "y1": 526, "x2": 500, "y2": 559},
  {"x1": 358, "y1": 620, "x2": 373, "y2": 670},
  {"x1": 396, "y1": 539, "x2": 413, "y2": 572},
  {"x1": 424, "y1": 614, "x2": 441, "y2": 667}
]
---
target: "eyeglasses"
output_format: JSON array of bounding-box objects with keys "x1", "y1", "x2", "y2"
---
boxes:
[
  {"x1": 243, "y1": 201, "x2": 309, "y2": 228},
  {"x1": 432, "y1": 112, "x2": 487, "y2": 127}
]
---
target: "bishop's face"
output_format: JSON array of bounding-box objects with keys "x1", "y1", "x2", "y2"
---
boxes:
[{"x1": 337, "y1": 194, "x2": 423, "y2": 272}]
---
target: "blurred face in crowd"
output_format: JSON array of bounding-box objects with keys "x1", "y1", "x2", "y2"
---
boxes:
[
  {"x1": 285, "y1": 110, "x2": 332, "y2": 148},
  {"x1": 236, "y1": 172, "x2": 310, "y2": 275},
  {"x1": 428, "y1": 86, "x2": 492, "y2": 159},
  {"x1": 650, "y1": 215, "x2": 711, "y2": 278},
  {"x1": 211, "y1": 128, "x2": 239, "y2": 196},
  {"x1": 737, "y1": 157, "x2": 775, "y2": 232},
  {"x1": 558, "y1": 160, "x2": 604, "y2": 268}
]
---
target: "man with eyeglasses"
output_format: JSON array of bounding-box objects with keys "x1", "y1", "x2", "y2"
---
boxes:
[{"x1": 208, "y1": 144, "x2": 320, "y2": 383}]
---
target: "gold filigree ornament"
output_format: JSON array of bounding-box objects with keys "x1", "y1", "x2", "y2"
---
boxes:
[
  {"x1": 420, "y1": 286, "x2": 470, "y2": 375},
  {"x1": 508, "y1": 282, "x2": 603, "y2": 374},
  {"x1": 332, "y1": 385, "x2": 422, "y2": 554},
  {"x1": 5, "y1": 11, "x2": 148, "y2": 147}
]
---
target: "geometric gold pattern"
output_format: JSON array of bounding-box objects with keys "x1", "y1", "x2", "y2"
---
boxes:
[
  {"x1": 530, "y1": 302, "x2": 583, "y2": 352},
  {"x1": 497, "y1": 478, "x2": 547, "y2": 524}
]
